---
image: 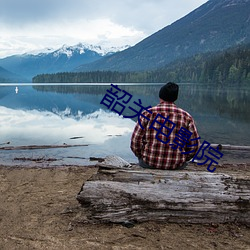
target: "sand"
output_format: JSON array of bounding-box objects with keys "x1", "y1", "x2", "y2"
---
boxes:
[{"x1": 0, "y1": 164, "x2": 250, "y2": 250}]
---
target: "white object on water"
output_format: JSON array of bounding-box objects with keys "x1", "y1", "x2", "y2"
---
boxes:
[{"x1": 15, "y1": 87, "x2": 18, "y2": 94}]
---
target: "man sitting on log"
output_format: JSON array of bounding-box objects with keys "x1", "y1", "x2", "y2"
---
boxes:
[{"x1": 130, "y1": 82, "x2": 200, "y2": 170}]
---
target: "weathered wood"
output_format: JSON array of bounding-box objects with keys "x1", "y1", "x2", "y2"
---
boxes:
[
  {"x1": 0, "y1": 144, "x2": 88, "y2": 150},
  {"x1": 211, "y1": 144, "x2": 250, "y2": 151},
  {"x1": 14, "y1": 157, "x2": 57, "y2": 162},
  {"x1": 96, "y1": 155, "x2": 132, "y2": 168},
  {"x1": 77, "y1": 167, "x2": 250, "y2": 225}
]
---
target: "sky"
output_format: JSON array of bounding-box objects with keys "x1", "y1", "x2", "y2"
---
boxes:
[{"x1": 0, "y1": 0, "x2": 208, "y2": 58}]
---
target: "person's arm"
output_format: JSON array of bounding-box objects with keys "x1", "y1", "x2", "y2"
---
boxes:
[
  {"x1": 185, "y1": 118, "x2": 200, "y2": 160},
  {"x1": 130, "y1": 120, "x2": 146, "y2": 158},
  {"x1": 130, "y1": 110, "x2": 151, "y2": 158}
]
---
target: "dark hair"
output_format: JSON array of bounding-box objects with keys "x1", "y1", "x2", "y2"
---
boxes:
[{"x1": 159, "y1": 82, "x2": 179, "y2": 102}]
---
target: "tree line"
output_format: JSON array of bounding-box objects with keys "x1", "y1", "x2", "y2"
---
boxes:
[{"x1": 33, "y1": 43, "x2": 250, "y2": 85}]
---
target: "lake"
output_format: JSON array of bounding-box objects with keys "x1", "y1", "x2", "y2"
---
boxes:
[{"x1": 0, "y1": 83, "x2": 249, "y2": 167}]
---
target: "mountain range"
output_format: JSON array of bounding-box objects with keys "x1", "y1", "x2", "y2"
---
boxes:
[
  {"x1": 75, "y1": 0, "x2": 250, "y2": 72},
  {"x1": 0, "y1": 66, "x2": 24, "y2": 83},
  {"x1": 0, "y1": 0, "x2": 249, "y2": 82},
  {"x1": 0, "y1": 44, "x2": 129, "y2": 82}
]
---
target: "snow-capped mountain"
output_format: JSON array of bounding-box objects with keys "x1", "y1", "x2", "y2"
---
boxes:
[
  {"x1": 51, "y1": 43, "x2": 130, "y2": 58},
  {"x1": 29, "y1": 43, "x2": 130, "y2": 58},
  {"x1": 0, "y1": 43, "x2": 130, "y2": 81},
  {"x1": 76, "y1": 0, "x2": 250, "y2": 72}
]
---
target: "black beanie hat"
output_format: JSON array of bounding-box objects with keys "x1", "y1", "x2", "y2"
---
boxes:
[{"x1": 159, "y1": 82, "x2": 179, "y2": 102}]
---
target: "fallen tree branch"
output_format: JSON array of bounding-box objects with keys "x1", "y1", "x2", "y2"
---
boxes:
[
  {"x1": 0, "y1": 144, "x2": 89, "y2": 151},
  {"x1": 14, "y1": 157, "x2": 57, "y2": 162},
  {"x1": 211, "y1": 144, "x2": 250, "y2": 151}
]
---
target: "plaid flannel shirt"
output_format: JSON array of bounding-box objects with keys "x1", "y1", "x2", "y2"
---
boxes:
[{"x1": 130, "y1": 101, "x2": 200, "y2": 169}]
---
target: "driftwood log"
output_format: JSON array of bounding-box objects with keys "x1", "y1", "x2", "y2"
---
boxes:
[
  {"x1": 77, "y1": 162, "x2": 250, "y2": 225},
  {"x1": 0, "y1": 144, "x2": 88, "y2": 151},
  {"x1": 211, "y1": 144, "x2": 250, "y2": 151}
]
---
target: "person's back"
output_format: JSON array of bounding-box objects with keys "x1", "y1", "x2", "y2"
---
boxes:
[{"x1": 130, "y1": 82, "x2": 200, "y2": 170}]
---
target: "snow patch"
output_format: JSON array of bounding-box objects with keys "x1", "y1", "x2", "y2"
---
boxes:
[{"x1": 41, "y1": 43, "x2": 131, "y2": 58}]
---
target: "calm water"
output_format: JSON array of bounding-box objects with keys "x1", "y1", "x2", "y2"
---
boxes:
[{"x1": 0, "y1": 83, "x2": 249, "y2": 166}]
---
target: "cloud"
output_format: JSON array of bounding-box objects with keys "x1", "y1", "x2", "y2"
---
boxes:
[
  {"x1": 0, "y1": 0, "x2": 207, "y2": 31},
  {"x1": 0, "y1": 0, "x2": 208, "y2": 57},
  {"x1": 0, "y1": 17, "x2": 145, "y2": 57},
  {"x1": 0, "y1": 0, "x2": 70, "y2": 25},
  {"x1": 0, "y1": 107, "x2": 134, "y2": 145}
]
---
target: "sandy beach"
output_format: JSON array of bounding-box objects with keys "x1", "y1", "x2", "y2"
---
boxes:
[{"x1": 0, "y1": 164, "x2": 250, "y2": 250}]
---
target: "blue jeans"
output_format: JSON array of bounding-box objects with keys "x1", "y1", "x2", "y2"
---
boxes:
[{"x1": 138, "y1": 158, "x2": 188, "y2": 170}]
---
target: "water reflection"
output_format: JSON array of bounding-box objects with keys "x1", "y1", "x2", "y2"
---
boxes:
[
  {"x1": 33, "y1": 83, "x2": 250, "y2": 123},
  {"x1": 177, "y1": 84, "x2": 250, "y2": 123},
  {"x1": 0, "y1": 83, "x2": 249, "y2": 166},
  {"x1": 32, "y1": 83, "x2": 250, "y2": 145},
  {"x1": 0, "y1": 106, "x2": 136, "y2": 166},
  {"x1": 0, "y1": 107, "x2": 133, "y2": 145}
]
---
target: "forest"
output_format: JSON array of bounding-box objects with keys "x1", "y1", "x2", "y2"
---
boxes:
[{"x1": 32, "y1": 43, "x2": 250, "y2": 85}]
